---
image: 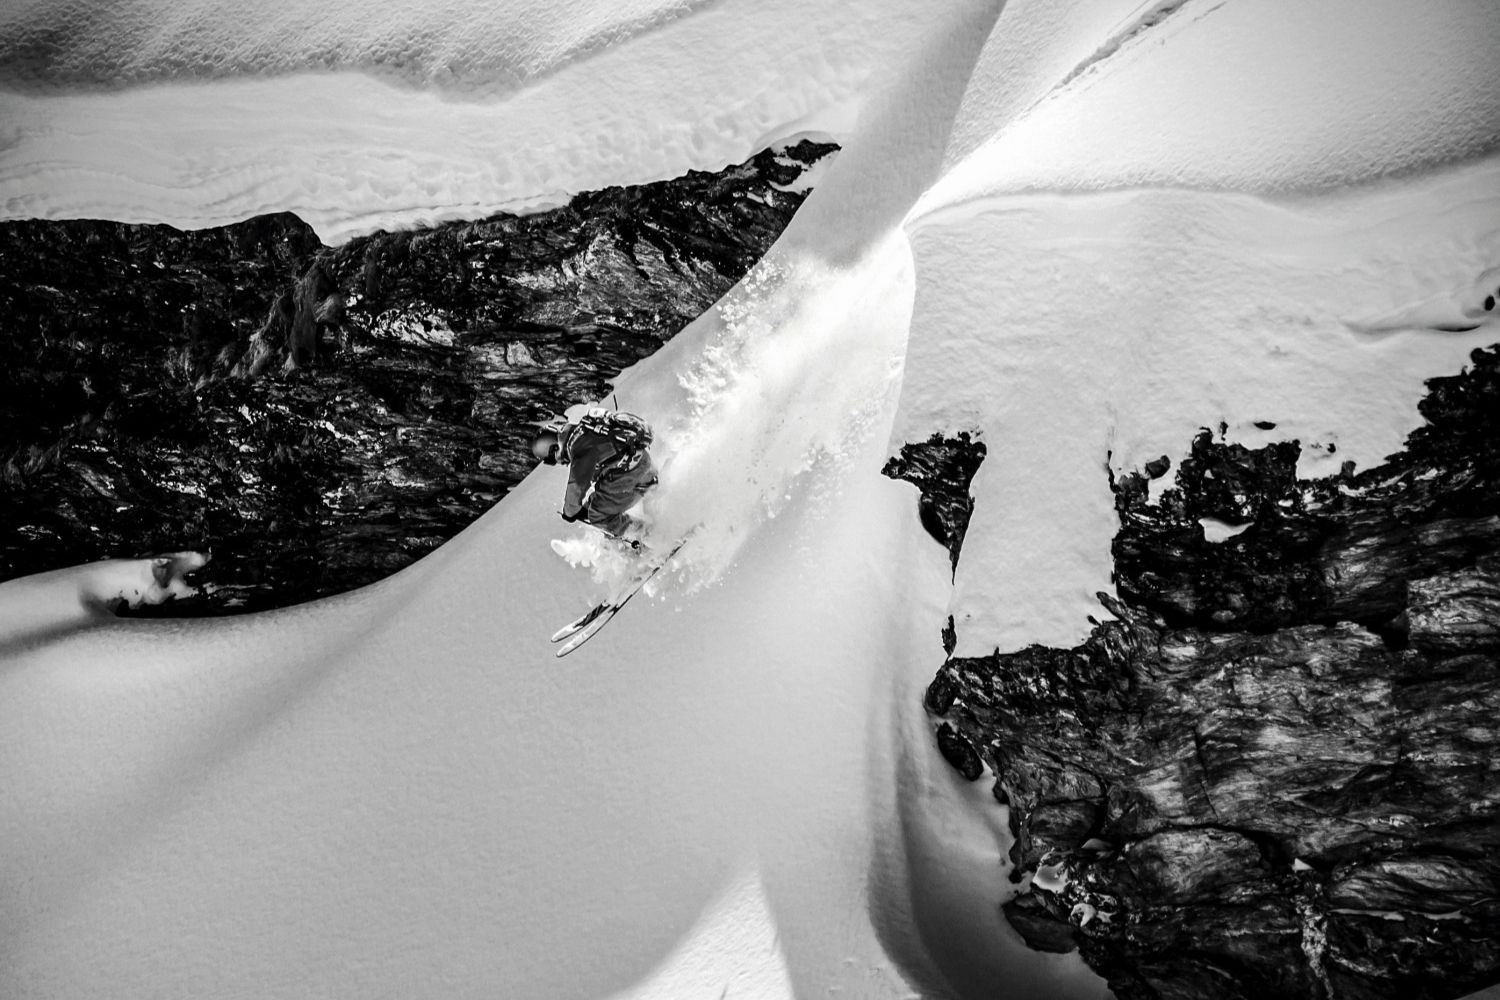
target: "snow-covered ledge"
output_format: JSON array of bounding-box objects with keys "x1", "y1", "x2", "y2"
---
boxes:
[{"x1": 0, "y1": 552, "x2": 208, "y2": 649}]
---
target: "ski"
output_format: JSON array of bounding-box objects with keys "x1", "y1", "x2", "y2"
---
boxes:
[
  {"x1": 550, "y1": 601, "x2": 610, "y2": 643},
  {"x1": 548, "y1": 534, "x2": 653, "y2": 642},
  {"x1": 552, "y1": 533, "x2": 693, "y2": 658}
]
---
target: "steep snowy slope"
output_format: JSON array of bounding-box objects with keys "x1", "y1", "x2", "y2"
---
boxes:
[
  {"x1": 897, "y1": 160, "x2": 1500, "y2": 654},
  {"x1": 1, "y1": 3, "x2": 1106, "y2": 998},
  {"x1": 0, "y1": 0, "x2": 712, "y2": 91},
  {"x1": 890, "y1": 0, "x2": 1500, "y2": 654},
  {"x1": 0, "y1": 0, "x2": 929, "y2": 242},
  {"x1": 937, "y1": 0, "x2": 1500, "y2": 199},
  {"x1": 3, "y1": 0, "x2": 1499, "y2": 997}
]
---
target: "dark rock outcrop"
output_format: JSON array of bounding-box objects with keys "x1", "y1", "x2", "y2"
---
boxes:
[
  {"x1": 882, "y1": 431, "x2": 987, "y2": 573},
  {"x1": 1111, "y1": 343, "x2": 1500, "y2": 635},
  {"x1": 0, "y1": 140, "x2": 837, "y2": 612},
  {"x1": 925, "y1": 346, "x2": 1500, "y2": 998}
]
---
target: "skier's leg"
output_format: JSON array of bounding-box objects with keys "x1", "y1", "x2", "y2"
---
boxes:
[
  {"x1": 585, "y1": 506, "x2": 644, "y2": 547},
  {"x1": 586, "y1": 459, "x2": 655, "y2": 547}
]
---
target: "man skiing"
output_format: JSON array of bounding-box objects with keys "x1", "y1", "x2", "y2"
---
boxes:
[{"x1": 531, "y1": 407, "x2": 658, "y2": 542}]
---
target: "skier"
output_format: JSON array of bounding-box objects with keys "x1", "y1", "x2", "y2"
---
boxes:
[{"x1": 531, "y1": 407, "x2": 658, "y2": 542}]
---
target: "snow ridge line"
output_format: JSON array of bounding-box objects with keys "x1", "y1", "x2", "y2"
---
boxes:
[{"x1": 1050, "y1": 0, "x2": 1223, "y2": 99}]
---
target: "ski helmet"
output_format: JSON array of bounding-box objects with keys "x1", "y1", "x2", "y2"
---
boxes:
[{"x1": 531, "y1": 428, "x2": 562, "y2": 465}]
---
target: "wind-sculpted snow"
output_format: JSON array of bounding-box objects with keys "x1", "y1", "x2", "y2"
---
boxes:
[
  {"x1": 0, "y1": 0, "x2": 708, "y2": 93},
  {"x1": 3, "y1": 0, "x2": 1494, "y2": 242},
  {"x1": 896, "y1": 159, "x2": 1500, "y2": 654},
  {"x1": 0, "y1": 0, "x2": 929, "y2": 242},
  {"x1": 929, "y1": 0, "x2": 1500, "y2": 203}
]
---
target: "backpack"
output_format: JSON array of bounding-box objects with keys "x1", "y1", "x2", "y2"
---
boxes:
[{"x1": 575, "y1": 407, "x2": 652, "y2": 453}]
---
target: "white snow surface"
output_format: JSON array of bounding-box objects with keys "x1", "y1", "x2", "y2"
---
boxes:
[
  {"x1": 3, "y1": 0, "x2": 1500, "y2": 996},
  {"x1": 0, "y1": 0, "x2": 928, "y2": 243},
  {"x1": 931, "y1": 0, "x2": 1500, "y2": 202},
  {"x1": 0, "y1": 0, "x2": 710, "y2": 92},
  {"x1": 901, "y1": 159, "x2": 1500, "y2": 654}
]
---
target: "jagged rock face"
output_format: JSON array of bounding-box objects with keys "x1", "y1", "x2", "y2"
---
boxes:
[
  {"x1": 922, "y1": 345, "x2": 1500, "y2": 999},
  {"x1": 1112, "y1": 359, "x2": 1500, "y2": 636},
  {"x1": 882, "y1": 431, "x2": 987, "y2": 574},
  {"x1": 0, "y1": 141, "x2": 836, "y2": 612}
]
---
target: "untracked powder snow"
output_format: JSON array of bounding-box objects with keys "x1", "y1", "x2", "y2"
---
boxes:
[{"x1": 2, "y1": 0, "x2": 1498, "y2": 998}]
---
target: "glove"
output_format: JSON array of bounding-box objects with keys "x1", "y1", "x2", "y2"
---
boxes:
[{"x1": 560, "y1": 509, "x2": 583, "y2": 523}]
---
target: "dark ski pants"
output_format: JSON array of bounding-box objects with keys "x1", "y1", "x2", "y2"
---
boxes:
[{"x1": 584, "y1": 452, "x2": 658, "y2": 536}]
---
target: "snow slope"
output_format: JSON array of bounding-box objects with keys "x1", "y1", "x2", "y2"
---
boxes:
[
  {"x1": 0, "y1": 0, "x2": 929, "y2": 242},
  {"x1": 0, "y1": 0, "x2": 711, "y2": 93},
  {"x1": 898, "y1": 159, "x2": 1500, "y2": 654},
  {"x1": 936, "y1": 0, "x2": 1500, "y2": 199},
  {"x1": 4, "y1": 0, "x2": 1499, "y2": 997},
  {"x1": 890, "y1": 0, "x2": 1500, "y2": 653}
]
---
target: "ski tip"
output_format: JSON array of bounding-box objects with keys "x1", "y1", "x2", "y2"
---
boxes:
[{"x1": 551, "y1": 603, "x2": 608, "y2": 642}]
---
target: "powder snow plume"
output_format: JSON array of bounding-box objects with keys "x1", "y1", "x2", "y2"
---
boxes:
[{"x1": 621, "y1": 238, "x2": 913, "y2": 595}]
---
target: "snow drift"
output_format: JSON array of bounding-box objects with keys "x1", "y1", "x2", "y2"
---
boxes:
[
  {"x1": 3, "y1": 0, "x2": 1496, "y2": 242},
  {"x1": 3, "y1": 0, "x2": 1499, "y2": 997},
  {"x1": 0, "y1": 0, "x2": 712, "y2": 93},
  {"x1": 0, "y1": 0, "x2": 932, "y2": 241},
  {"x1": 898, "y1": 159, "x2": 1500, "y2": 654}
]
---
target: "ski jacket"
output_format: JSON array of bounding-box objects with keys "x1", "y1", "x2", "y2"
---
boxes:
[{"x1": 559, "y1": 420, "x2": 657, "y2": 525}]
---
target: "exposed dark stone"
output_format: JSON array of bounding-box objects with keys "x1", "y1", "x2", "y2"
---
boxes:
[
  {"x1": 1112, "y1": 346, "x2": 1500, "y2": 635},
  {"x1": 1324, "y1": 899, "x2": 1500, "y2": 1000},
  {"x1": 1003, "y1": 894, "x2": 1082, "y2": 954},
  {"x1": 1405, "y1": 555, "x2": 1500, "y2": 652},
  {"x1": 925, "y1": 667, "x2": 959, "y2": 716},
  {"x1": 882, "y1": 431, "x2": 987, "y2": 573},
  {"x1": 1144, "y1": 455, "x2": 1171, "y2": 479},
  {"x1": 1028, "y1": 797, "x2": 1103, "y2": 852},
  {"x1": 928, "y1": 346, "x2": 1500, "y2": 998},
  {"x1": 936, "y1": 722, "x2": 984, "y2": 781},
  {"x1": 0, "y1": 141, "x2": 838, "y2": 612},
  {"x1": 947, "y1": 589, "x2": 1500, "y2": 999}
]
